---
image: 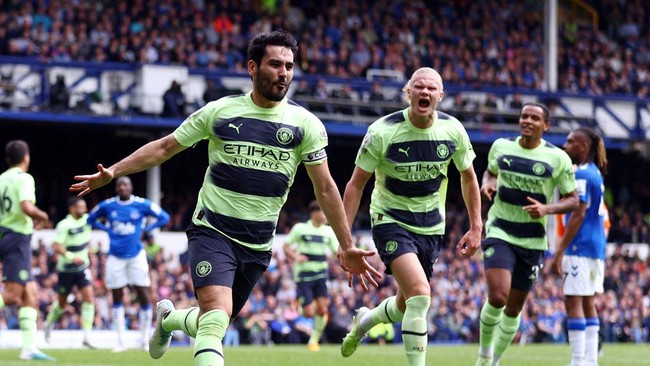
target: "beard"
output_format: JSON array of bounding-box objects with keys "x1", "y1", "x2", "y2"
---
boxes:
[{"x1": 256, "y1": 70, "x2": 290, "y2": 102}]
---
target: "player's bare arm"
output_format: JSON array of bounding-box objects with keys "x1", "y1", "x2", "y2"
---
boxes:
[
  {"x1": 551, "y1": 201, "x2": 587, "y2": 276},
  {"x1": 306, "y1": 161, "x2": 381, "y2": 290},
  {"x1": 523, "y1": 190, "x2": 579, "y2": 219},
  {"x1": 70, "y1": 134, "x2": 187, "y2": 196},
  {"x1": 458, "y1": 166, "x2": 483, "y2": 258},
  {"x1": 21, "y1": 200, "x2": 48, "y2": 223},
  {"x1": 480, "y1": 169, "x2": 498, "y2": 201}
]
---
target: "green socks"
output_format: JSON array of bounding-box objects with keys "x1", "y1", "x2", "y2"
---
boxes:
[
  {"x1": 308, "y1": 313, "x2": 328, "y2": 345},
  {"x1": 493, "y1": 313, "x2": 521, "y2": 362},
  {"x1": 478, "y1": 301, "x2": 504, "y2": 357},
  {"x1": 19, "y1": 307, "x2": 37, "y2": 352},
  {"x1": 401, "y1": 295, "x2": 430, "y2": 366},
  {"x1": 162, "y1": 307, "x2": 200, "y2": 338},
  {"x1": 46, "y1": 301, "x2": 63, "y2": 324},
  {"x1": 360, "y1": 295, "x2": 404, "y2": 335},
  {"x1": 82, "y1": 302, "x2": 95, "y2": 331},
  {"x1": 194, "y1": 309, "x2": 229, "y2": 366}
]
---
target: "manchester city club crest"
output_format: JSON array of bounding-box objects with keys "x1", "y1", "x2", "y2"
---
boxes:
[
  {"x1": 532, "y1": 162, "x2": 546, "y2": 175},
  {"x1": 437, "y1": 144, "x2": 449, "y2": 159},
  {"x1": 276, "y1": 127, "x2": 294, "y2": 145},
  {"x1": 483, "y1": 247, "x2": 495, "y2": 259},
  {"x1": 385, "y1": 240, "x2": 398, "y2": 254},
  {"x1": 196, "y1": 261, "x2": 212, "y2": 277}
]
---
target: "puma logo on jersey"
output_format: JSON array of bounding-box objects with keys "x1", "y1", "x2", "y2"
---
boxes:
[
  {"x1": 398, "y1": 147, "x2": 410, "y2": 157},
  {"x1": 503, "y1": 157, "x2": 512, "y2": 167},
  {"x1": 228, "y1": 123, "x2": 243, "y2": 134}
]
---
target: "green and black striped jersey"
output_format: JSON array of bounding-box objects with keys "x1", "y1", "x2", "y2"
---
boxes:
[
  {"x1": 485, "y1": 136, "x2": 576, "y2": 250},
  {"x1": 355, "y1": 109, "x2": 475, "y2": 235},
  {"x1": 174, "y1": 92, "x2": 328, "y2": 251},
  {"x1": 54, "y1": 213, "x2": 91, "y2": 272},
  {"x1": 285, "y1": 220, "x2": 338, "y2": 282}
]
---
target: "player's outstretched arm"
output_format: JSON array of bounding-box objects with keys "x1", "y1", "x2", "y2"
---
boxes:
[
  {"x1": 305, "y1": 161, "x2": 382, "y2": 291},
  {"x1": 70, "y1": 134, "x2": 187, "y2": 196}
]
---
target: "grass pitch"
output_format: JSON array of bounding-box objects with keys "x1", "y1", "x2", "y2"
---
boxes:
[{"x1": 0, "y1": 343, "x2": 648, "y2": 365}]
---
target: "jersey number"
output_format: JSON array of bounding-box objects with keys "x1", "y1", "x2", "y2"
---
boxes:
[
  {"x1": 529, "y1": 264, "x2": 541, "y2": 281},
  {"x1": 0, "y1": 186, "x2": 12, "y2": 215}
]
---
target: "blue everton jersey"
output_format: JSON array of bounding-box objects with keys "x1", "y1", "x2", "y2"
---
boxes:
[
  {"x1": 564, "y1": 163, "x2": 606, "y2": 259},
  {"x1": 88, "y1": 195, "x2": 170, "y2": 258}
]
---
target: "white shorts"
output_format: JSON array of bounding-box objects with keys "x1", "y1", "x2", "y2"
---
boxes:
[
  {"x1": 562, "y1": 255, "x2": 604, "y2": 296},
  {"x1": 104, "y1": 249, "x2": 151, "y2": 289}
]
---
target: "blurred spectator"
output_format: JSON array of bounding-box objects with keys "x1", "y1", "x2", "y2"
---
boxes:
[
  {"x1": 50, "y1": 74, "x2": 70, "y2": 111},
  {"x1": 363, "y1": 81, "x2": 387, "y2": 116},
  {"x1": 161, "y1": 80, "x2": 185, "y2": 118},
  {"x1": 310, "y1": 79, "x2": 333, "y2": 114},
  {"x1": 330, "y1": 83, "x2": 357, "y2": 115},
  {"x1": 202, "y1": 79, "x2": 226, "y2": 105},
  {"x1": 508, "y1": 93, "x2": 524, "y2": 111},
  {"x1": 292, "y1": 79, "x2": 312, "y2": 99}
]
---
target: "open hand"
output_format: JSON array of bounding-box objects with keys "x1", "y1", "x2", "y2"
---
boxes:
[
  {"x1": 337, "y1": 246, "x2": 382, "y2": 291},
  {"x1": 70, "y1": 164, "x2": 114, "y2": 196}
]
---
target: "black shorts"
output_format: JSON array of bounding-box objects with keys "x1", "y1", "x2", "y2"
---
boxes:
[
  {"x1": 372, "y1": 223, "x2": 443, "y2": 282},
  {"x1": 57, "y1": 269, "x2": 92, "y2": 295},
  {"x1": 0, "y1": 229, "x2": 33, "y2": 284},
  {"x1": 481, "y1": 237, "x2": 544, "y2": 292},
  {"x1": 296, "y1": 279, "x2": 328, "y2": 306},
  {"x1": 187, "y1": 223, "x2": 272, "y2": 318}
]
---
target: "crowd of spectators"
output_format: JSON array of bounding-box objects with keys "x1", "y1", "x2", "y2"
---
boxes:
[{"x1": 1, "y1": 0, "x2": 650, "y2": 99}]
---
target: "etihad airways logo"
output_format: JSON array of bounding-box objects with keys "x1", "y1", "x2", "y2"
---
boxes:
[{"x1": 223, "y1": 144, "x2": 291, "y2": 161}]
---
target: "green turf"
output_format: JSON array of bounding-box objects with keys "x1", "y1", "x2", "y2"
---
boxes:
[{"x1": 0, "y1": 343, "x2": 648, "y2": 365}]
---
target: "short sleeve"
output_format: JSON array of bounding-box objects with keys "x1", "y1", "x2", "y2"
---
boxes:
[
  {"x1": 17, "y1": 173, "x2": 36, "y2": 203},
  {"x1": 574, "y1": 169, "x2": 589, "y2": 203},
  {"x1": 451, "y1": 125, "x2": 476, "y2": 172},
  {"x1": 486, "y1": 140, "x2": 500, "y2": 174},
  {"x1": 556, "y1": 153, "x2": 577, "y2": 195},
  {"x1": 300, "y1": 116, "x2": 329, "y2": 165},
  {"x1": 53, "y1": 221, "x2": 68, "y2": 244},
  {"x1": 285, "y1": 224, "x2": 301, "y2": 246},
  {"x1": 173, "y1": 104, "x2": 215, "y2": 147},
  {"x1": 355, "y1": 127, "x2": 383, "y2": 173}
]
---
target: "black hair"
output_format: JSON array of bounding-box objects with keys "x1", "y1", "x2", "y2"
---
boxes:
[
  {"x1": 522, "y1": 102, "x2": 551, "y2": 124},
  {"x1": 67, "y1": 196, "x2": 83, "y2": 208},
  {"x1": 247, "y1": 30, "x2": 298, "y2": 67},
  {"x1": 5, "y1": 140, "x2": 29, "y2": 166},
  {"x1": 575, "y1": 127, "x2": 608, "y2": 175},
  {"x1": 308, "y1": 200, "x2": 321, "y2": 213}
]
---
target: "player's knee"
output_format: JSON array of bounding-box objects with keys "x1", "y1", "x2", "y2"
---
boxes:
[
  {"x1": 405, "y1": 283, "x2": 430, "y2": 299},
  {"x1": 317, "y1": 305, "x2": 328, "y2": 316},
  {"x1": 488, "y1": 289, "x2": 508, "y2": 308},
  {"x1": 2, "y1": 288, "x2": 22, "y2": 306},
  {"x1": 302, "y1": 306, "x2": 315, "y2": 318}
]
